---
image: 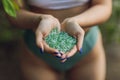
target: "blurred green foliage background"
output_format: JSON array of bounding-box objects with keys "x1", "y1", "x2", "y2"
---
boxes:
[
  {"x1": 0, "y1": 0, "x2": 120, "y2": 80},
  {"x1": 100, "y1": 0, "x2": 120, "y2": 43}
]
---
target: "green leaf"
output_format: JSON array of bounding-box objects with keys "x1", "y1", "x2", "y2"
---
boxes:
[
  {"x1": 12, "y1": 0, "x2": 19, "y2": 10},
  {"x1": 2, "y1": 0, "x2": 17, "y2": 17}
]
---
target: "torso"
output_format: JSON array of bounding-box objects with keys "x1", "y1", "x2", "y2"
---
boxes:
[
  {"x1": 27, "y1": 0, "x2": 91, "y2": 22},
  {"x1": 28, "y1": 0, "x2": 90, "y2": 10},
  {"x1": 20, "y1": 0, "x2": 101, "y2": 72}
]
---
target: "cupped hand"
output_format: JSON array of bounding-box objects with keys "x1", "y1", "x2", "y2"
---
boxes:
[
  {"x1": 61, "y1": 18, "x2": 85, "y2": 62},
  {"x1": 35, "y1": 14, "x2": 62, "y2": 58}
]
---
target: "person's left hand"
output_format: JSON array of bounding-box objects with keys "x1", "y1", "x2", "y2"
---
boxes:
[{"x1": 61, "y1": 18, "x2": 85, "y2": 62}]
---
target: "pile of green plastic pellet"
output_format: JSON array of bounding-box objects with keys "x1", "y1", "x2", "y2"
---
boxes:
[{"x1": 45, "y1": 28, "x2": 77, "y2": 53}]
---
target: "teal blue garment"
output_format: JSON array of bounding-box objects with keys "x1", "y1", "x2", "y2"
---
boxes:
[{"x1": 23, "y1": 26, "x2": 99, "y2": 71}]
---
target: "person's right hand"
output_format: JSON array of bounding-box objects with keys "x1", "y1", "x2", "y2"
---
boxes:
[{"x1": 34, "y1": 14, "x2": 63, "y2": 58}]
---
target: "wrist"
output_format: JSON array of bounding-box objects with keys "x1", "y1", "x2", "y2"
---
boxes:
[
  {"x1": 32, "y1": 15, "x2": 42, "y2": 32},
  {"x1": 68, "y1": 17, "x2": 78, "y2": 23}
]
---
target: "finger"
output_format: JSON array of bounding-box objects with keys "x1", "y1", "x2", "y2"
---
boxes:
[
  {"x1": 43, "y1": 41, "x2": 62, "y2": 57},
  {"x1": 76, "y1": 32, "x2": 84, "y2": 51},
  {"x1": 61, "y1": 53, "x2": 67, "y2": 59},
  {"x1": 43, "y1": 30, "x2": 51, "y2": 38},
  {"x1": 54, "y1": 19, "x2": 61, "y2": 32},
  {"x1": 61, "y1": 53, "x2": 69, "y2": 63},
  {"x1": 66, "y1": 45, "x2": 77, "y2": 58},
  {"x1": 57, "y1": 21, "x2": 61, "y2": 32},
  {"x1": 36, "y1": 32, "x2": 44, "y2": 52},
  {"x1": 61, "y1": 58, "x2": 67, "y2": 63}
]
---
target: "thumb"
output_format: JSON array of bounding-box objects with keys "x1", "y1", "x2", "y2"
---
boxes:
[
  {"x1": 76, "y1": 32, "x2": 84, "y2": 51},
  {"x1": 36, "y1": 31, "x2": 44, "y2": 51}
]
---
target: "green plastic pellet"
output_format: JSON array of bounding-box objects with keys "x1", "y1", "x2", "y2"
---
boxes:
[{"x1": 45, "y1": 28, "x2": 77, "y2": 53}]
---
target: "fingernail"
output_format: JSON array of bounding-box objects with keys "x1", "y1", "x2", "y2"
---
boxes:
[
  {"x1": 79, "y1": 48, "x2": 82, "y2": 54},
  {"x1": 61, "y1": 58, "x2": 66, "y2": 60},
  {"x1": 40, "y1": 48, "x2": 43, "y2": 54},
  {"x1": 54, "y1": 52, "x2": 62, "y2": 56},
  {"x1": 60, "y1": 52, "x2": 63, "y2": 56},
  {"x1": 59, "y1": 51, "x2": 63, "y2": 55},
  {"x1": 54, "y1": 52, "x2": 59, "y2": 54},
  {"x1": 61, "y1": 55, "x2": 69, "y2": 60},
  {"x1": 61, "y1": 57, "x2": 68, "y2": 60},
  {"x1": 60, "y1": 57, "x2": 68, "y2": 63},
  {"x1": 55, "y1": 55, "x2": 61, "y2": 59}
]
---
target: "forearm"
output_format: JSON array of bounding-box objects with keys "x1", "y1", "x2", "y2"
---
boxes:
[
  {"x1": 8, "y1": 9, "x2": 42, "y2": 30},
  {"x1": 72, "y1": 0, "x2": 112, "y2": 28}
]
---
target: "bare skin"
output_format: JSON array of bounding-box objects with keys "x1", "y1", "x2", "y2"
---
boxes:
[
  {"x1": 8, "y1": 0, "x2": 112, "y2": 80},
  {"x1": 20, "y1": 31, "x2": 105, "y2": 80}
]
